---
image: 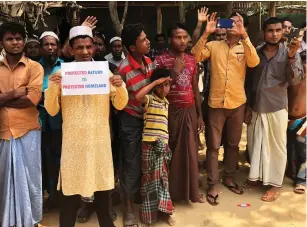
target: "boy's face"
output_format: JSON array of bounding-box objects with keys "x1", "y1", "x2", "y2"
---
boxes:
[{"x1": 154, "y1": 80, "x2": 171, "y2": 99}]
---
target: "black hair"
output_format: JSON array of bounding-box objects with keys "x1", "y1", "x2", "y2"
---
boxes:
[
  {"x1": 69, "y1": 35, "x2": 93, "y2": 47},
  {"x1": 93, "y1": 31, "x2": 107, "y2": 44},
  {"x1": 167, "y1": 23, "x2": 188, "y2": 38},
  {"x1": 0, "y1": 22, "x2": 26, "y2": 41},
  {"x1": 282, "y1": 17, "x2": 293, "y2": 24},
  {"x1": 262, "y1": 17, "x2": 283, "y2": 31},
  {"x1": 301, "y1": 22, "x2": 306, "y2": 29},
  {"x1": 300, "y1": 50, "x2": 306, "y2": 61},
  {"x1": 150, "y1": 68, "x2": 172, "y2": 83},
  {"x1": 39, "y1": 36, "x2": 60, "y2": 47},
  {"x1": 229, "y1": 12, "x2": 249, "y2": 27},
  {"x1": 155, "y1": 33, "x2": 165, "y2": 41},
  {"x1": 121, "y1": 23, "x2": 144, "y2": 51}
]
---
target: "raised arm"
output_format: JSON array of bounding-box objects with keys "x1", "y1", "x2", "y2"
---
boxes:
[
  {"x1": 44, "y1": 71, "x2": 61, "y2": 116},
  {"x1": 191, "y1": 12, "x2": 217, "y2": 62},
  {"x1": 192, "y1": 7, "x2": 208, "y2": 45},
  {"x1": 286, "y1": 39, "x2": 304, "y2": 85}
]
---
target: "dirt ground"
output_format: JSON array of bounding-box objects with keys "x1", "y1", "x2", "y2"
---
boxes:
[{"x1": 39, "y1": 125, "x2": 306, "y2": 227}]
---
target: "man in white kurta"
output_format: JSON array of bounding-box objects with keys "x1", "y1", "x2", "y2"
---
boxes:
[{"x1": 44, "y1": 26, "x2": 128, "y2": 227}]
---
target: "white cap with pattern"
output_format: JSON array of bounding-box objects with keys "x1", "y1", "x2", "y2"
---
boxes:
[{"x1": 39, "y1": 31, "x2": 59, "y2": 41}]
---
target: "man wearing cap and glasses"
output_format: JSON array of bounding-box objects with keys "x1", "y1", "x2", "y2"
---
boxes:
[
  {"x1": 38, "y1": 31, "x2": 64, "y2": 212},
  {"x1": 44, "y1": 23, "x2": 128, "y2": 227},
  {"x1": 24, "y1": 38, "x2": 41, "y2": 62},
  {"x1": 105, "y1": 36, "x2": 126, "y2": 67}
]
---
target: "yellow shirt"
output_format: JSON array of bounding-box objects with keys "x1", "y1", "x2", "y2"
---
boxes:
[
  {"x1": 191, "y1": 36, "x2": 260, "y2": 109},
  {"x1": 44, "y1": 70, "x2": 128, "y2": 197}
]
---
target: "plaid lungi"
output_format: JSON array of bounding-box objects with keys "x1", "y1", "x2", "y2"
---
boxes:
[{"x1": 140, "y1": 139, "x2": 174, "y2": 224}]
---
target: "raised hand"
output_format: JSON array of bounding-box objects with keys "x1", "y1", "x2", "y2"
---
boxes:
[
  {"x1": 81, "y1": 16, "x2": 98, "y2": 30},
  {"x1": 198, "y1": 7, "x2": 209, "y2": 23},
  {"x1": 155, "y1": 77, "x2": 172, "y2": 86},
  {"x1": 288, "y1": 37, "x2": 301, "y2": 58},
  {"x1": 233, "y1": 13, "x2": 247, "y2": 36},
  {"x1": 204, "y1": 12, "x2": 217, "y2": 35}
]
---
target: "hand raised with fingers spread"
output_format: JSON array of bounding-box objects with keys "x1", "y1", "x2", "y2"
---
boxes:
[
  {"x1": 198, "y1": 7, "x2": 209, "y2": 23},
  {"x1": 234, "y1": 13, "x2": 247, "y2": 36},
  {"x1": 204, "y1": 12, "x2": 218, "y2": 36},
  {"x1": 81, "y1": 16, "x2": 98, "y2": 30}
]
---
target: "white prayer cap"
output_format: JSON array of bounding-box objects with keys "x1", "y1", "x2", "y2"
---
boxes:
[
  {"x1": 69, "y1": 26, "x2": 93, "y2": 40},
  {"x1": 39, "y1": 31, "x2": 59, "y2": 41},
  {"x1": 25, "y1": 38, "x2": 40, "y2": 45},
  {"x1": 109, "y1": 36, "x2": 122, "y2": 44}
]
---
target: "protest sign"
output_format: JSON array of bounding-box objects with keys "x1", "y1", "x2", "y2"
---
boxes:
[{"x1": 61, "y1": 61, "x2": 110, "y2": 96}]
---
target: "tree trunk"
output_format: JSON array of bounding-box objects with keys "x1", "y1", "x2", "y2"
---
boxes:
[
  {"x1": 179, "y1": 1, "x2": 185, "y2": 24},
  {"x1": 269, "y1": 2, "x2": 276, "y2": 17},
  {"x1": 108, "y1": 1, "x2": 129, "y2": 36},
  {"x1": 157, "y1": 4, "x2": 162, "y2": 34}
]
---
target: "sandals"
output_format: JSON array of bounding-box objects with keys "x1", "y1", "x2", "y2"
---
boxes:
[
  {"x1": 206, "y1": 193, "x2": 219, "y2": 206},
  {"x1": 77, "y1": 203, "x2": 94, "y2": 223},
  {"x1": 261, "y1": 189, "x2": 281, "y2": 202},
  {"x1": 124, "y1": 212, "x2": 139, "y2": 227},
  {"x1": 294, "y1": 184, "x2": 306, "y2": 194},
  {"x1": 223, "y1": 181, "x2": 244, "y2": 195}
]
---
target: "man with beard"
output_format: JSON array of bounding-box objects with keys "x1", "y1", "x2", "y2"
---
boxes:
[
  {"x1": 155, "y1": 23, "x2": 205, "y2": 203},
  {"x1": 38, "y1": 31, "x2": 63, "y2": 212},
  {"x1": 117, "y1": 23, "x2": 154, "y2": 227},
  {"x1": 44, "y1": 25, "x2": 128, "y2": 227},
  {"x1": 24, "y1": 38, "x2": 41, "y2": 61},
  {"x1": 105, "y1": 36, "x2": 126, "y2": 67},
  {"x1": 191, "y1": 12, "x2": 259, "y2": 205},
  {"x1": 245, "y1": 17, "x2": 303, "y2": 201},
  {"x1": 0, "y1": 22, "x2": 43, "y2": 227}
]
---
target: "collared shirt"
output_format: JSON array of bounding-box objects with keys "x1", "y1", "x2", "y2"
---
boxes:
[
  {"x1": 148, "y1": 47, "x2": 167, "y2": 61},
  {"x1": 39, "y1": 57, "x2": 63, "y2": 131},
  {"x1": 143, "y1": 93, "x2": 169, "y2": 143},
  {"x1": 191, "y1": 36, "x2": 260, "y2": 109},
  {"x1": 104, "y1": 52, "x2": 125, "y2": 67},
  {"x1": 155, "y1": 51, "x2": 197, "y2": 108},
  {"x1": 117, "y1": 54, "x2": 155, "y2": 118},
  {"x1": 39, "y1": 57, "x2": 63, "y2": 91},
  {"x1": 245, "y1": 43, "x2": 303, "y2": 113},
  {"x1": 0, "y1": 55, "x2": 43, "y2": 140}
]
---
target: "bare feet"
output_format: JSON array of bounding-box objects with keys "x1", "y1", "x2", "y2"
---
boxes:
[
  {"x1": 161, "y1": 213, "x2": 176, "y2": 226},
  {"x1": 261, "y1": 186, "x2": 281, "y2": 202}
]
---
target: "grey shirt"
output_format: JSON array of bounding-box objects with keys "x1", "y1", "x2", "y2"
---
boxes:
[{"x1": 246, "y1": 42, "x2": 303, "y2": 113}]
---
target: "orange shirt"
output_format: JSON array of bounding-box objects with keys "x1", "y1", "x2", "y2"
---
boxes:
[
  {"x1": 0, "y1": 55, "x2": 43, "y2": 140},
  {"x1": 191, "y1": 37, "x2": 259, "y2": 109}
]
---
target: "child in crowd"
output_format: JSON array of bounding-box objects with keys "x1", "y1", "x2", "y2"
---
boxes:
[{"x1": 135, "y1": 68, "x2": 175, "y2": 226}]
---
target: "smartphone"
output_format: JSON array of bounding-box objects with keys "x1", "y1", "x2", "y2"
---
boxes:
[
  {"x1": 285, "y1": 28, "x2": 306, "y2": 42},
  {"x1": 217, "y1": 19, "x2": 233, "y2": 29}
]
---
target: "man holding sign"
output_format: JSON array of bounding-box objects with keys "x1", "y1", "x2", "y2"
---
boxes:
[{"x1": 44, "y1": 25, "x2": 128, "y2": 227}]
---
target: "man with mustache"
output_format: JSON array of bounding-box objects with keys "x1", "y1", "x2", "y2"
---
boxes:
[
  {"x1": 38, "y1": 31, "x2": 63, "y2": 212},
  {"x1": 44, "y1": 25, "x2": 128, "y2": 227},
  {"x1": 245, "y1": 17, "x2": 303, "y2": 202},
  {"x1": 191, "y1": 12, "x2": 259, "y2": 205},
  {"x1": 0, "y1": 22, "x2": 43, "y2": 227}
]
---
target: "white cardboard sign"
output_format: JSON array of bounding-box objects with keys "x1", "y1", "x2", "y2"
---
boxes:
[{"x1": 61, "y1": 61, "x2": 110, "y2": 96}]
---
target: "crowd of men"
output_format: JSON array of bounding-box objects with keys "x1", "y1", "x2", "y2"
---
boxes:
[{"x1": 0, "y1": 7, "x2": 306, "y2": 227}]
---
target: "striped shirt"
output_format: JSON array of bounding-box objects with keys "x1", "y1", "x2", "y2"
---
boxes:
[
  {"x1": 143, "y1": 94, "x2": 169, "y2": 143},
  {"x1": 155, "y1": 51, "x2": 196, "y2": 108},
  {"x1": 117, "y1": 54, "x2": 155, "y2": 118}
]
